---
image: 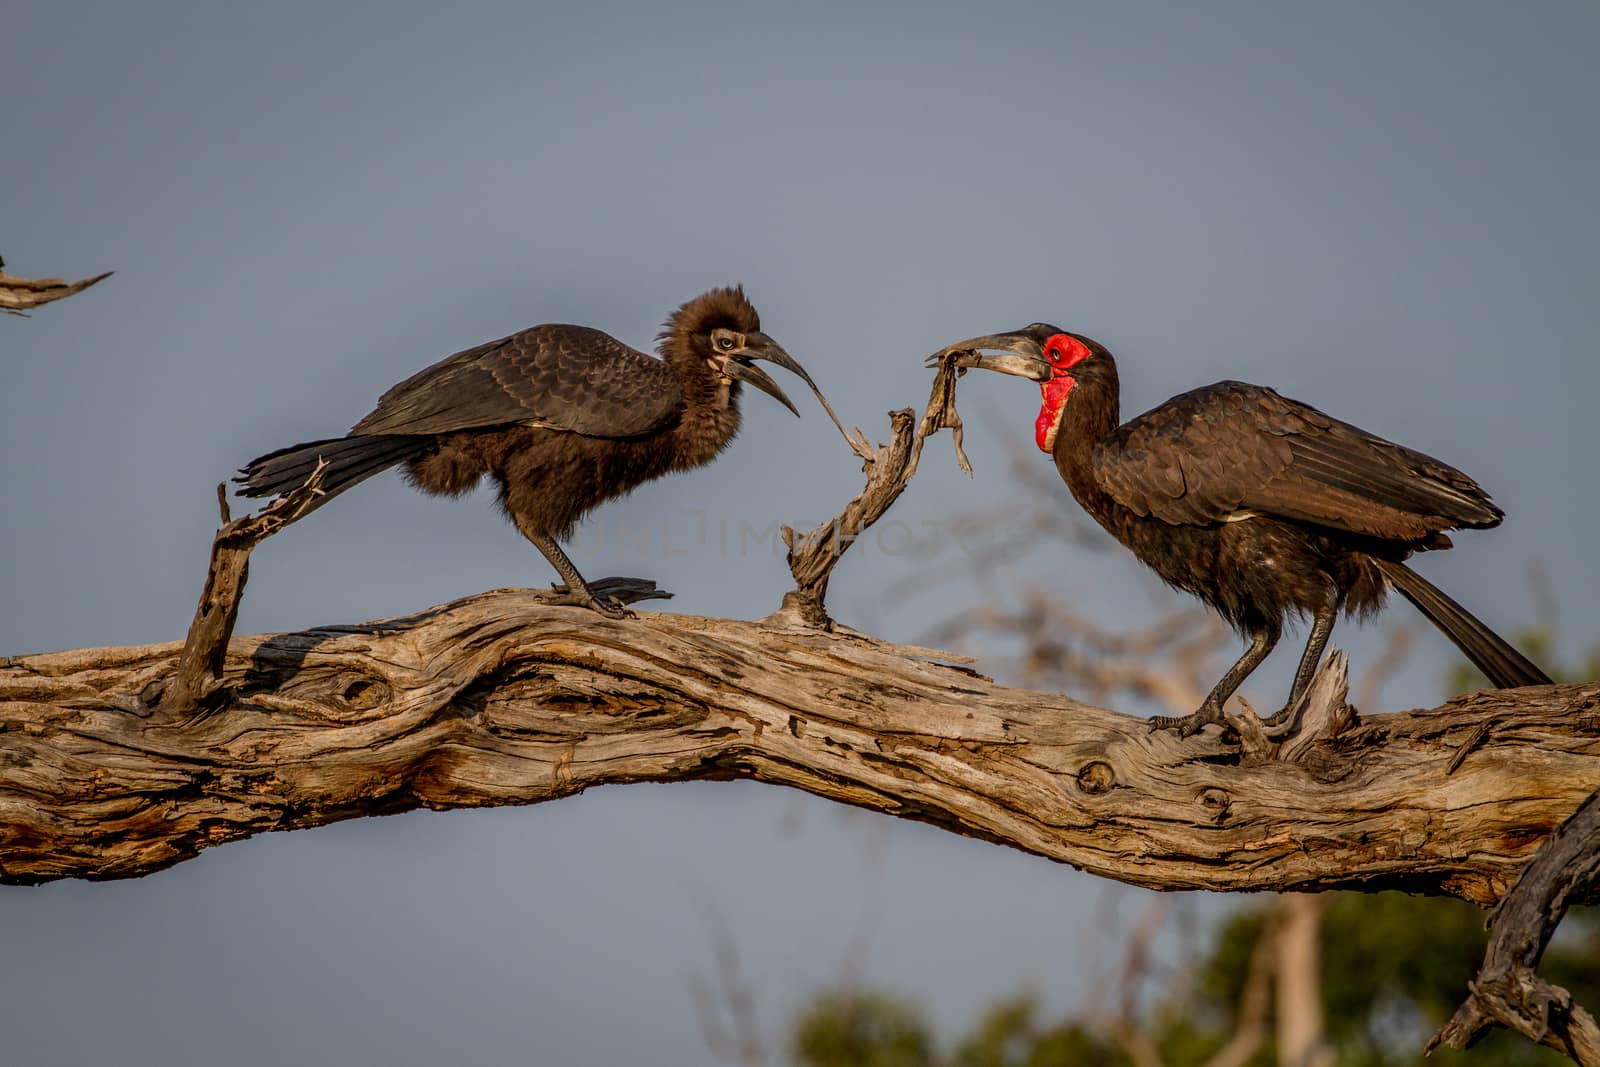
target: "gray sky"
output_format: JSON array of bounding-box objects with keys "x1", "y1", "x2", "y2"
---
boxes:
[{"x1": 3, "y1": 2, "x2": 1596, "y2": 1063}]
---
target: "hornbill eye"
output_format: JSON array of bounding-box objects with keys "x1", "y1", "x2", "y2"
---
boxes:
[{"x1": 718, "y1": 336, "x2": 736, "y2": 350}]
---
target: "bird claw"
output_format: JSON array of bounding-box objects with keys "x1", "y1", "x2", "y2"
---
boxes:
[
  {"x1": 545, "y1": 581, "x2": 640, "y2": 619},
  {"x1": 1147, "y1": 702, "x2": 1229, "y2": 739},
  {"x1": 585, "y1": 594, "x2": 637, "y2": 620}
]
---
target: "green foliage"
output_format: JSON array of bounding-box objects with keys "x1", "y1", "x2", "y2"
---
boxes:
[
  {"x1": 947, "y1": 996, "x2": 1126, "y2": 1067},
  {"x1": 791, "y1": 992, "x2": 1129, "y2": 1067},
  {"x1": 791, "y1": 991, "x2": 936, "y2": 1067}
]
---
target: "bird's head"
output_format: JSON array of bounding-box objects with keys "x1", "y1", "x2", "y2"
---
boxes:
[
  {"x1": 660, "y1": 286, "x2": 816, "y2": 416},
  {"x1": 926, "y1": 324, "x2": 1112, "y2": 452}
]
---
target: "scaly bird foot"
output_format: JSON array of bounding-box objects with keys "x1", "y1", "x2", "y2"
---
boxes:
[
  {"x1": 1147, "y1": 701, "x2": 1229, "y2": 739},
  {"x1": 582, "y1": 592, "x2": 637, "y2": 620},
  {"x1": 546, "y1": 582, "x2": 640, "y2": 619}
]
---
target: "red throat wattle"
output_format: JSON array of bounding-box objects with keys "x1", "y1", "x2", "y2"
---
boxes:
[{"x1": 1034, "y1": 334, "x2": 1090, "y2": 452}]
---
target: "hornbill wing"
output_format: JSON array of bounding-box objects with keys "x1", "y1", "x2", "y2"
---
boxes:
[
  {"x1": 1094, "y1": 381, "x2": 1503, "y2": 538},
  {"x1": 350, "y1": 325, "x2": 684, "y2": 438}
]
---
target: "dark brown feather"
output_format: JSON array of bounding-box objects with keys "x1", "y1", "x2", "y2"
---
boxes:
[
  {"x1": 350, "y1": 325, "x2": 684, "y2": 439},
  {"x1": 1095, "y1": 380, "x2": 1502, "y2": 540}
]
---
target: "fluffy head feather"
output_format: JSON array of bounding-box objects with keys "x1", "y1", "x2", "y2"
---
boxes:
[{"x1": 657, "y1": 286, "x2": 761, "y2": 364}]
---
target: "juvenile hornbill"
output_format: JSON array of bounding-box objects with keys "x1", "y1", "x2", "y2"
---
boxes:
[
  {"x1": 238, "y1": 287, "x2": 821, "y2": 617},
  {"x1": 930, "y1": 325, "x2": 1551, "y2": 736}
]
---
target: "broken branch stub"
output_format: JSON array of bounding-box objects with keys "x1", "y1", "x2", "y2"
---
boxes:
[{"x1": 160, "y1": 465, "x2": 332, "y2": 714}]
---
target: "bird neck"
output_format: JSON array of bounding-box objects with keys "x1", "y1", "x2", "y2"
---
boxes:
[
  {"x1": 1049, "y1": 362, "x2": 1121, "y2": 514},
  {"x1": 668, "y1": 365, "x2": 743, "y2": 469}
]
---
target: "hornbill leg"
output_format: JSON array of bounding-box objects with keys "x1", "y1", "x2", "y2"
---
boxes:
[
  {"x1": 1265, "y1": 585, "x2": 1343, "y2": 727},
  {"x1": 1149, "y1": 626, "x2": 1279, "y2": 738},
  {"x1": 514, "y1": 518, "x2": 635, "y2": 620}
]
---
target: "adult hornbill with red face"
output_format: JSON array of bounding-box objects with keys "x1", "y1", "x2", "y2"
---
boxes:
[
  {"x1": 238, "y1": 287, "x2": 824, "y2": 617},
  {"x1": 930, "y1": 324, "x2": 1551, "y2": 736}
]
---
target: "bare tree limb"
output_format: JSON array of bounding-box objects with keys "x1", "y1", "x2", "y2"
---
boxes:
[
  {"x1": 0, "y1": 260, "x2": 112, "y2": 316},
  {"x1": 777, "y1": 355, "x2": 971, "y2": 627},
  {"x1": 1426, "y1": 785, "x2": 1600, "y2": 1065},
  {"x1": 1, "y1": 593, "x2": 1594, "y2": 894},
  {"x1": 160, "y1": 471, "x2": 329, "y2": 715}
]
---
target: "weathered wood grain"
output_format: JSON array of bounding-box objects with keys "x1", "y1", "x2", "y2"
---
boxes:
[{"x1": 3, "y1": 588, "x2": 1595, "y2": 893}]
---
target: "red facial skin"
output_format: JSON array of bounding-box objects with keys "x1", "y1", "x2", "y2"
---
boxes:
[{"x1": 1033, "y1": 334, "x2": 1091, "y2": 452}]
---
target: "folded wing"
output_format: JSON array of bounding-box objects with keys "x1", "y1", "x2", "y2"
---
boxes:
[
  {"x1": 1094, "y1": 381, "x2": 1502, "y2": 539},
  {"x1": 351, "y1": 324, "x2": 684, "y2": 439}
]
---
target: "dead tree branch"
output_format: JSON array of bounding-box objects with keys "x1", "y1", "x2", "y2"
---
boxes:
[
  {"x1": 777, "y1": 355, "x2": 971, "y2": 627},
  {"x1": 1427, "y1": 785, "x2": 1600, "y2": 1064},
  {"x1": 1, "y1": 596, "x2": 1595, "y2": 893},
  {"x1": 160, "y1": 472, "x2": 329, "y2": 715},
  {"x1": 0, "y1": 259, "x2": 112, "y2": 316}
]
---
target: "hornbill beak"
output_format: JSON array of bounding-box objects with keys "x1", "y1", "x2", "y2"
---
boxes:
[
  {"x1": 924, "y1": 331, "x2": 1052, "y2": 382},
  {"x1": 728, "y1": 332, "x2": 817, "y2": 417},
  {"x1": 726, "y1": 358, "x2": 800, "y2": 416},
  {"x1": 737, "y1": 332, "x2": 868, "y2": 453}
]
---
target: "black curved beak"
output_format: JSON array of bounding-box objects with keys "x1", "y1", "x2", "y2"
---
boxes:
[
  {"x1": 728, "y1": 331, "x2": 818, "y2": 417},
  {"x1": 924, "y1": 331, "x2": 1052, "y2": 382},
  {"x1": 738, "y1": 332, "x2": 869, "y2": 455},
  {"x1": 726, "y1": 356, "x2": 800, "y2": 416}
]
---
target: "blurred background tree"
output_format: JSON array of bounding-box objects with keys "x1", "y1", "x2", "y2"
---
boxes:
[{"x1": 783, "y1": 896, "x2": 1597, "y2": 1066}]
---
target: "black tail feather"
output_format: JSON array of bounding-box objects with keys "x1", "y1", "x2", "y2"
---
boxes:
[
  {"x1": 1374, "y1": 559, "x2": 1552, "y2": 689},
  {"x1": 236, "y1": 434, "x2": 429, "y2": 503}
]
